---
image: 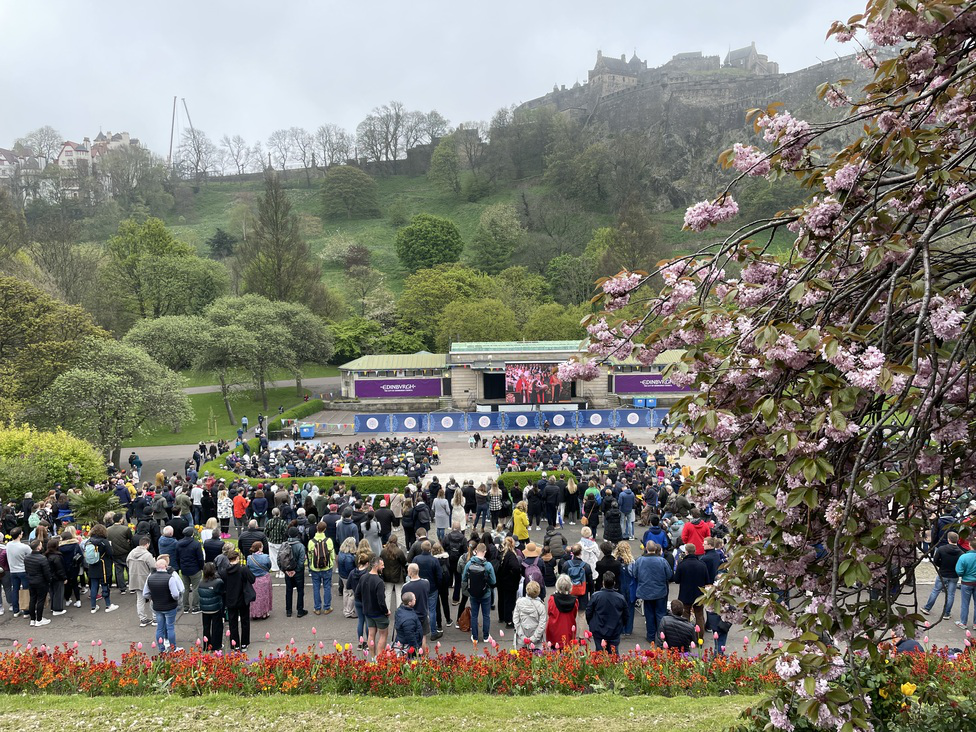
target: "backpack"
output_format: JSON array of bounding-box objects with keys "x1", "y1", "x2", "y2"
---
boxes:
[
  {"x1": 277, "y1": 542, "x2": 297, "y2": 572},
  {"x1": 414, "y1": 503, "x2": 431, "y2": 526},
  {"x1": 465, "y1": 559, "x2": 491, "y2": 598},
  {"x1": 84, "y1": 542, "x2": 100, "y2": 566},
  {"x1": 521, "y1": 558, "x2": 544, "y2": 588},
  {"x1": 311, "y1": 538, "x2": 332, "y2": 570},
  {"x1": 566, "y1": 559, "x2": 587, "y2": 595}
]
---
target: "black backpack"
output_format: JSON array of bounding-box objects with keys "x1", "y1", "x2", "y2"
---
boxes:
[{"x1": 465, "y1": 559, "x2": 492, "y2": 597}]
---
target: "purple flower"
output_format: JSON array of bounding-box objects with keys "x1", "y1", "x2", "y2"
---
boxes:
[
  {"x1": 683, "y1": 196, "x2": 739, "y2": 232},
  {"x1": 732, "y1": 143, "x2": 770, "y2": 176}
]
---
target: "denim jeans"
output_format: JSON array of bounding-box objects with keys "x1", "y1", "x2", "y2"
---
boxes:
[
  {"x1": 427, "y1": 593, "x2": 439, "y2": 631},
  {"x1": 154, "y1": 606, "x2": 180, "y2": 650},
  {"x1": 924, "y1": 576, "x2": 958, "y2": 616},
  {"x1": 622, "y1": 512, "x2": 635, "y2": 539},
  {"x1": 474, "y1": 506, "x2": 489, "y2": 530},
  {"x1": 90, "y1": 580, "x2": 111, "y2": 609},
  {"x1": 642, "y1": 596, "x2": 668, "y2": 644},
  {"x1": 469, "y1": 593, "x2": 491, "y2": 641},
  {"x1": 311, "y1": 568, "x2": 332, "y2": 611},
  {"x1": 436, "y1": 527, "x2": 446, "y2": 542},
  {"x1": 10, "y1": 572, "x2": 27, "y2": 614},
  {"x1": 961, "y1": 582, "x2": 976, "y2": 626},
  {"x1": 355, "y1": 600, "x2": 366, "y2": 643},
  {"x1": 622, "y1": 599, "x2": 635, "y2": 635}
]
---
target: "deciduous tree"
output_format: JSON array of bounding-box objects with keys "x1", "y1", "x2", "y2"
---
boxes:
[{"x1": 394, "y1": 213, "x2": 463, "y2": 272}]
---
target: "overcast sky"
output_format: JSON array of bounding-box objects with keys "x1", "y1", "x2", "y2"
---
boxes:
[{"x1": 0, "y1": 0, "x2": 858, "y2": 153}]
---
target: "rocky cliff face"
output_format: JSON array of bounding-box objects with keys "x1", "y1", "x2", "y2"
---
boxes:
[{"x1": 521, "y1": 55, "x2": 872, "y2": 205}]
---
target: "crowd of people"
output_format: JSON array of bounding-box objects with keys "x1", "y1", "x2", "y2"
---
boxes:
[
  {"x1": 222, "y1": 438, "x2": 439, "y2": 479},
  {"x1": 492, "y1": 432, "x2": 662, "y2": 474},
  {"x1": 3, "y1": 435, "x2": 973, "y2": 659}
]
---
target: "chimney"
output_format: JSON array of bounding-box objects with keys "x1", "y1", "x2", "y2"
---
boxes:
[
  {"x1": 621, "y1": 54, "x2": 626, "y2": 61},
  {"x1": 597, "y1": 50, "x2": 602, "y2": 59}
]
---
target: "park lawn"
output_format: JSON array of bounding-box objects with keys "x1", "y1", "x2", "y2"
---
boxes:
[
  {"x1": 179, "y1": 363, "x2": 339, "y2": 388},
  {"x1": 0, "y1": 693, "x2": 758, "y2": 732},
  {"x1": 126, "y1": 386, "x2": 312, "y2": 447}
]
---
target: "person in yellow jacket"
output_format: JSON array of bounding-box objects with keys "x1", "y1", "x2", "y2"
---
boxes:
[{"x1": 513, "y1": 501, "x2": 530, "y2": 548}]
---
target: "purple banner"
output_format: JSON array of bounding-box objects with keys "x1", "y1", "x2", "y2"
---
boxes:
[
  {"x1": 613, "y1": 373, "x2": 691, "y2": 394},
  {"x1": 354, "y1": 378, "x2": 441, "y2": 399}
]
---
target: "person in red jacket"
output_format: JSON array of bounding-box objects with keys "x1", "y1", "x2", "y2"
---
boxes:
[
  {"x1": 680, "y1": 508, "x2": 713, "y2": 556},
  {"x1": 546, "y1": 574, "x2": 579, "y2": 648}
]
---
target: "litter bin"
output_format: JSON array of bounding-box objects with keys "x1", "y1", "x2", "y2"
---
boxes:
[
  {"x1": 633, "y1": 398, "x2": 646, "y2": 408},
  {"x1": 299, "y1": 424, "x2": 315, "y2": 439}
]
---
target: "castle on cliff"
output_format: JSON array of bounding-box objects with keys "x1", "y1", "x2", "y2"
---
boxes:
[{"x1": 516, "y1": 42, "x2": 852, "y2": 132}]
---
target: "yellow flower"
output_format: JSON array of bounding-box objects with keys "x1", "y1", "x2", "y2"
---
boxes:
[
  {"x1": 344, "y1": 643, "x2": 351, "y2": 651},
  {"x1": 900, "y1": 682, "x2": 917, "y2": 696},
  {"x1": 878, "y1": 688, "x2": 889, "y2": 699},
  {"x1": 510, "y1": 649, "x2": 517, "y2": 655}
]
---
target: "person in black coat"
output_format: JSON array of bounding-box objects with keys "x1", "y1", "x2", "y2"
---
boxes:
[
  {"x1": 595, "y1": 541, "x2": 622, "y2": 592},
  {"x1": 673, "y1": 544, "x2": 710, "y2": 631},
  {"x1": 45, "y1": 538, "x2": 68, "y2": 615},
  {"x1": 659, "y1": 599, "x2": 696, "y2": 650},
  {"x1": 585, "y1": 572, "x2": 628, "y2": 653},
  {"x1": 24, "y1": 539, "x2": 53, "y2": 625},
  {"x1": 603, "y1": 502, "x2": 623, "y2": 544},
  {"x1": 701, "y1": 537, "x2": 722, "y2": 584},
  {"x1": 525, "y1": 485, "x2": 545, "y2": 529},
  {"x1": 219, "y1": 551, "x2": 255, "y2": 650}
]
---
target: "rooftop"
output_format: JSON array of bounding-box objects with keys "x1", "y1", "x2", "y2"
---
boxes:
[
  {"x1": 450, "y1": 340, "x2": 583, "y2": 354},
  {"x1": 340, "y1": 352, "x2": 447, "y2": 371}
]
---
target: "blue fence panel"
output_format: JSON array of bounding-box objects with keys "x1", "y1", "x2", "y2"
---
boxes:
[
  {"x1": 614, "y1": 409, "x2": 651, "y2": 428},
  {"x1": 354, "y1": 414, "x2": 391, "y2": 433},
  {"x1": 651, "y1": 408, "x2": 670, "y2": 428},
  {"x1": 389, "y1": 413, "x2": 429, "y2": 432},
  {"x1": 467, "y1": 412, "x2": 504, "y2": 432},
  {"x1": 503, "y1": 412, "x2": 540, "y2": 431},
  {"x1": 576, "y1": 409, "x2": 616, "y2": 429},
  {"x1": 545, "y1": 412, "x2": 575, "y2": 430},
  {"x1": 429, "y1": 412, "x2": 467, "y2": 432}
]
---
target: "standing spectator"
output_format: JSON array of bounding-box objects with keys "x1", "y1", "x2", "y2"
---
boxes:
[
  {"x1": 250, "y1": 489, "x2": 269, "y2": 529},
  {"x1": 217, "y1": 489, "x2": 233, "y2": 537},
  {"x1": 923, "y1": 531, "x2": 963, "y2": 618},
  {"x1": 586, "y1": 572, "x2": 628, "y2": 653},
  {"x1": 414, "y1": 540, "x2": 443, "y2": 638},
  {"x1": 127, "y1": 537, "x2": 156, "y2": 627},
  {"x1": 488, "y1": 483, "x2": 504, "y2": 530},
  {"x1": 561, "y1": 544, "x2": 594, "y2": 614},
  {"x1": 246, "y1": 542, "x2": 273, "y2": 619},
  {"x1": 144, "y1": 557, "x2": 185, "y2": 652},
  {"x1": 659, "y1": 599, "x2": 697, "y2": 651},
  {"x1": 634, "y1": 540, "x2": 673, "y2": 645},
  {"x1": 680, "y1": 508, "x2": 712, "y2": 556},
  {"x1": 512, "y1": 580, "x2": 547, "y2": 648},
  {"x1": 374, "y1": 500, "x2": 395, "y2": 545},
  {"x1": 615, "y1": 541, "x2": 638, "y2": 637},
  {"x1": 24, "y1": 539, "x2": 53, "y2": 627},
  {"x1": 281, "y1": 527, "x2": 308, "y2": 618},
  {"x1": 5, "y1": 528, "x2": 31, "y2": 617},
  {"x1": 176, "y1": 527, "x2": 204, "y2": 614},
  {"x1": 381, "y1": 535, "x2": 408, "y2": 613},
  {"x1": 58, "y1": 529, "x2": 83, "y2": 609},
  {"x1": 497, "y1": 536, "x2": 522, "y2": 629},
  {"x1": 220, "y1": 551, "x2": 255, "y2": 651},
  {"x1": 265, "y1": 508, "x2": 288, "y2": 576},
  {"x1": 461, "y1": 543, "x2": 497, "y2": 644},
  {"x1": 232, "y1": 491, "x2": 250, "y2": 536},
  {"x1": 433, "y1": 489, "x2": 452, "y2": 542},
  {"x1": 618, "y1": 484, "x2": 636, "y2": 540},
  {"x1": 337, "y1": 537, "x2": 358, "y2": 617},
  {"x1": 198, "y1": 562, "x2": 225, "y2": 652},
  {"x1": 402, "y1": 563, "x2": 431, "y2": 652},
  {"x1": 546, "y1": 574, "x2": 578, "y2": 648},
  {"x1": 956, "y1": 542, "x2": 976, "y2": 629},
  {"x1": 237, "y1": 520, "x2": 268, "y2": 563},
  {"x1": 355, "y1": 556, "x2": 389, "y2": 659},
  {"x1": 673, "y1": 543, "x2": 709, "y2": 630},
  {"x1": 362, "y1": 512, "x2": 383, "y2": 558},
  {"x1": 105, "y1": 513, "x2": 133, "y2": 594},
  {"x1": 307, "y1": 521, "x2": 335, "y2": 615},
  {"x1": 86, "y1": 524, "x2": 119, "y2": 614},
  {"x1": 474, "y1": 484, "x2": 490, "y2": 531},
  {"x1": 45, "y1": 538, "x2": 67, "y2": 616},
  {"x1": 394, "y1": 592, "x2": 424, "y2": 655}
]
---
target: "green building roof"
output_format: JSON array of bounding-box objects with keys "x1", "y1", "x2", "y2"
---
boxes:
[{"x1": 450, "y1": 340, "x2": 583, "y2": 354}]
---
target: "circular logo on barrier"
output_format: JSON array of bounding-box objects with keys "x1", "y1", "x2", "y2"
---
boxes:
[
  {"x1": 516, "y1": 415, "x2": 528, "y2": 427},
  {"x1": 366, "y1": 418, "x2": 379, "y2": 430},
  {"x1": 552, "y1": 414, "x2": 565, "y2": 426},
  {"x1": 479, "y1": 416, "x2": 491, "y2": 428},
  {"x1": 441, "y1": 416, "x2": 454, "y2": 429},
  {"x1": 590, "y1": 414, "x2": 603, "y2": 426},
  {"x1": 627, "y1": 412, "x2": 640, "y2": 425},
  {"x1": 404, "y1": 417, "x2": 417, "y2": 429}
]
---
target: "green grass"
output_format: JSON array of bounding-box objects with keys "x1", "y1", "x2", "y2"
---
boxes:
[
  {"x1": 126, "y1": 386, "x2": 313, "y2": 447},
  {"x1": 179, "y1": 363, "x2": 339, "y2": 388},
  {"x1": 0, "y1": 693, "x2": 757, "y2": 731},
  {"x1": 165, "y1": 176, "x2": 530, "y2": 293}
]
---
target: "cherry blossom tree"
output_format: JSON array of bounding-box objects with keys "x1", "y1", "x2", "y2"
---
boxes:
[{"x1": 563, "y1": 1, "x2": 976, "y2": 728}]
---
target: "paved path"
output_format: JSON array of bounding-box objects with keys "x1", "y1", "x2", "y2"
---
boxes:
[{"x1": 183, "y1": 377, "x2": 340, "y2": 396}]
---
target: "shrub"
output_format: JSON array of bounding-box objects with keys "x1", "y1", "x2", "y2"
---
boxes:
[
  {"x1": 0, "y1": 424, "x2": 104, "y2": 503},
  {"x1": 394, "y1": 214, "x2": 463, "y2": 272},
  {"x1": 69, "y1": 486, "x2": 121, "y2": 527},
  {"x1": 320, "y1": 166, "x2": 380, "y2": 220}
]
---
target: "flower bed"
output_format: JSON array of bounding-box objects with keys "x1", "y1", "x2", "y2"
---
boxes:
[
  {"x1": 2, "y1": 643, "x2": 972, "y2": 702},
  {"x1": 0, "y1": 644, "x2": 778, "y2": 697}
]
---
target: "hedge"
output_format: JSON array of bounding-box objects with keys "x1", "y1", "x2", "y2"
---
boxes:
[
  {"x1": 267, "y1": 399, "x2": 326, "y2": 434},
  {"x1": 495, "y1": 470, "x2": 575, "y2": 487}
]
